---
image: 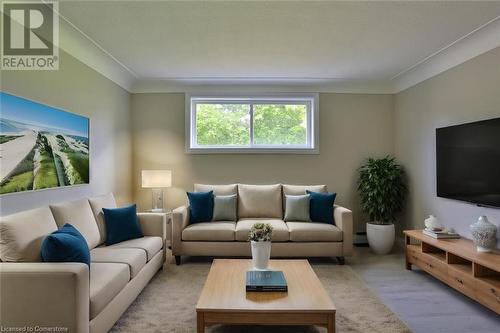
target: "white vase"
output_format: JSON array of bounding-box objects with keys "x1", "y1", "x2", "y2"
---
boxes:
[
  {"x1": 470, "y1": 216, "x2": 497, "y2": 253},
  {"x1": 366, "y1": 223, "x2": 395, "y2": 255},
  {"x1": 251, "y1": 241, "x2": 271, "y2": 270}
]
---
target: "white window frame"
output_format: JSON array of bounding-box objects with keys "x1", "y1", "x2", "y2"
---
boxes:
[{"x1": 186, "y1": 93, "x2": 319, "y2": 154}]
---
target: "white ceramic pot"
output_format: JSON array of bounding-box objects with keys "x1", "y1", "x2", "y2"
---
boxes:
[
  {"x1": 366, "y1": 223, "x2": 395, "y2": 255},
  {"x1": 251, "y1": 241, "x2": 271, "y2": 270}
]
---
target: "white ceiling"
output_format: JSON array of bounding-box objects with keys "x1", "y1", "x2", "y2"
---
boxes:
[{"x1": 57, "y1": 1, "x2": 500, "y2": 92}]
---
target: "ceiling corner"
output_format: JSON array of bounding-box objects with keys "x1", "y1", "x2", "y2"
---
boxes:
[
  {"x1": 58, "y1": 15, "x2": 136, "y2": 92},
  {"x1": 392, "y1": 16, "x2": 500, "y2": 93}
]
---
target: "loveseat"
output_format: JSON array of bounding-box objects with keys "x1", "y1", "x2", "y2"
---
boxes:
[
  {"x1": 172, "y1": 184, "x2": 353, "y2": 264},
  {"x1": 0, "y1": 193, "x2": 167, "y2": 333}
]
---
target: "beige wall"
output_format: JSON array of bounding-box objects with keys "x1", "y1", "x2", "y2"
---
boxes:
[
  {"x1": 0, "y1": 50, "x2": 132, "y2": 216},
  {"x1": 131, "y1": 92, "x2": 394, "y2": 231},
  {"x1": 395, "y1": 46, "x2": 500, "y2": 247}
]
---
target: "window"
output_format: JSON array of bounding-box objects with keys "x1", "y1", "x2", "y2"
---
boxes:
[{"x1": 187, "y1": 95, "x2": 318, "y2": 153}]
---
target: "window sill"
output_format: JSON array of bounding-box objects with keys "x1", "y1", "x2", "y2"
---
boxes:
[{"x1": 186, "y1": 147, "x2": 320, "y2": 154}]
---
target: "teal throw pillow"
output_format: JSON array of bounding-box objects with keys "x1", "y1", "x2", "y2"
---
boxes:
[
  {"x1": 41, "y1": 224, "x2": 91, "y2": 266},
  {"x1": 306, "y1": 190, "x2": 337, "y2": 224},
  {"x1": 187, "y1": 191, "x2": 214, "y2": 223},
  {"x1": 284, "y1": 194, "x2": 310, "y2": 222},
  {"x1": 103, "y1": 204, "x2": 143, "y2": 245}
]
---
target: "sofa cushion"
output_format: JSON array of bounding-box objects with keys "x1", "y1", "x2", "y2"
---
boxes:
[
  {"x1": 50, "y1": 199, "x2": 101, "y2": 249},
  {"x1": 90, "y1": 262, "x2": 129, "y2": 319},
  {"x1": 195, "y1": 184, "x2": 238, "y2": 196},
  {"x1": 238, "y1": 184, "x2": 282, "y2": 219},
  {"x1": 0, "y1": 207, "x2": 58, "y2": 262},
  {"x1": 282, "y1": 184, "x2": 327, "y2": 196},
  {"x1": 107, "y1": 236, "x2": 162, "y2": 261},
  {"x1": 91, "y1": 247, "x2": 146, "y2": 278},
  {"x1": 236, "y1": 219, "x2": 289, "y2": 242},
  {"x1": 287, "y1": 222, "x2": 343, "y2": 242},
  {"x1": 103, "y1": 204, "x2": 143, "y2": 245},
  {"x1": 282, "y1": 185, "x2": 327, "y2": 211},
  {"x1": 88, "y1": 193, "x2": 117, "y2": 245},
  {"x1": 41, "y1": 224, "x2": 91, "y2": 266},
  {"x1": 213, "y1": 194, "x2": 237, "y2": 221},
  {"x1": 182, "y1": 222, "x2": 236, "y2": 241}
]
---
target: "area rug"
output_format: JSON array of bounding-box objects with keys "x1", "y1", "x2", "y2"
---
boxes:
[{"x1": 110, "y1": 260, "x2": 411, "y2": 333}]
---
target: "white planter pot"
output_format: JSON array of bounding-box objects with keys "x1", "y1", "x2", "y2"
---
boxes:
[
  {"x1": 366, "y1": 223, "x2": 395, "y2": 255},
  {"x1": 251, "y1": 241, "x2": 271, "y2": 270}
]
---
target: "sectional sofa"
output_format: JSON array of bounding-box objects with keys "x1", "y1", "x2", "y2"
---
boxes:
[
  {"x1": 0, "y1": 193, "x2": 167, "y2": 333},
  {"x1": 172, "y1": 184, "x2": 353, "y2": 264}
]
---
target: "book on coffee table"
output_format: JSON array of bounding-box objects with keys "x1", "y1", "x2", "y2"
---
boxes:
[{"x1": 246, "y1": 270, "x2": 288, "y2": 292}]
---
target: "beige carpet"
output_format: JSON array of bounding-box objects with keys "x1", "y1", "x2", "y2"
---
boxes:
[{"x1": 110, "y1": 259, "x2": 412, "y2": 333}]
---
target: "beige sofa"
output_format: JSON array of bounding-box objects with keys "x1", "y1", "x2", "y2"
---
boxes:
[
  {"x1": 0, "y1": 193, "x2": 167, "y2": 333},
  {"x1": 172, "y1": 184, "x2": 353, "y2": 265}
]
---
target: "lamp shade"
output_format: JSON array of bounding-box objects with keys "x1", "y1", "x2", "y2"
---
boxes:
[{"x1": 141, "y1": 170, "x2": 172, "y2": 188}]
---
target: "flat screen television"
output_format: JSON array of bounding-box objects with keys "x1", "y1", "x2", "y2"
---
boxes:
[{"x1": 436, "y1": 117, "x2": 500, "y2": 208}]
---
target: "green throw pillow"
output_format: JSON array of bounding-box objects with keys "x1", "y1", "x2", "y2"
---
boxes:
[
  {"x1": 284, "y1": 194, "x2": 310, "y2": 222},
  {"x1": 213, "y1": 194, "x2": 237, "y2": 221}
]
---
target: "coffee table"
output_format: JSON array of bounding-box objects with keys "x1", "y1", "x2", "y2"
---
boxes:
[{"x1": 196, "y1": 259, "x2": 336, "y2": 333}]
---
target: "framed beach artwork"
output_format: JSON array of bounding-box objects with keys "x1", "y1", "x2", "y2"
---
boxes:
[{"x1": 0, "y1": 92, "x2": 90, "y2": 195}]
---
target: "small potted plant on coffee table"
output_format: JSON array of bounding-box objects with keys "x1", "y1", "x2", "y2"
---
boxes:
[
  {"x1": 249, "y1": 223, "x2": 273, "y2": 270},
  {"x1": 358, "y1": 156, "x2": 406, "y2": 254}
]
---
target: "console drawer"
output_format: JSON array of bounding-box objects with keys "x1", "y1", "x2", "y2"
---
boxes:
[
  {"x1": 418, "y1": 252, "x2": 447, "y2": 281},
  {"x1": 447, "y1": 266, "x2": 475, "y2": 299},
  {"x1": 475, "y1": 279, "x2": 500, "y2": 315},
  {"x1": 406, "y1": 246, "x2": 420, "y2": 265}
]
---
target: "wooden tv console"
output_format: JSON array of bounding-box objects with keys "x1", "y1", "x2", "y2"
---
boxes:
[{"x1": 404, "y1": 230, "x2": 500, "y2": 314}]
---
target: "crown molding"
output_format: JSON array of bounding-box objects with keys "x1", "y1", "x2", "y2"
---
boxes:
[
  {"x1": 57, "y1": 13, "x2": 136, "y2": 91},
  {"x1": 130, "y1": 78, "x2": 394, "y2": 94},
  {"x1": 392, "y1": 16, "x2": 500, "y2": 93}
]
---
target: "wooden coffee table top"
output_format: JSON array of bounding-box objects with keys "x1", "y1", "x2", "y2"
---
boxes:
[{"x1": 196, "y1": 259, "x2": 336, "y2": 313}]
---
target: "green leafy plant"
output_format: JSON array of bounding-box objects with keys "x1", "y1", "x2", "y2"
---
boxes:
[
  {"x1": 248, "y1": 223, "x2": 273, "y2": 242},
  {"x1": 358, "y1": 156, "x2": 406, "y2": 224}
]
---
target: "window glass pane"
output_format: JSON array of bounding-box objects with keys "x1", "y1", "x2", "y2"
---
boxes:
[
  {"x1": 195, "y1": 103, "x2": 250, "y2": 146},
  {"x1": 253, "y1": 104, "x2": 307, "y2": 145}
]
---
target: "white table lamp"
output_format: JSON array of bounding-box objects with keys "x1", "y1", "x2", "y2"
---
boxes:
[{"x1": 141, "y1": 170, "x2": 172, "y2": 212}]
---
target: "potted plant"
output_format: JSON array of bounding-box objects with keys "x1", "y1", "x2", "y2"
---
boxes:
[
  {"x1": 358, "y1": 156, "x2": 406, "y2": 254},
  {"x1": 249, "y1": 223, "x2": 273, "y2": 270}
]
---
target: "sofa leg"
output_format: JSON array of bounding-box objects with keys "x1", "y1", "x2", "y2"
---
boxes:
[
  {"x1": 336, "y1": 256, "x2": 345, "y2": 265},
  {"x1": 175, "y1": 256, "x2": 181, "y2": 266}
]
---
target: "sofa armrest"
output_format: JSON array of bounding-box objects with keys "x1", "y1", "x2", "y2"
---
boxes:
[
  {"x1": 334, "y1": 205, "x2": 353, "y2": 256},
  {"x1": 137, "y1": 213, "x2": 167, "y2": 244},
  {"x1": 0, "y1": 262, "x2": 89, "y2": 333},
  {"x1": 171, "y1": 205, "x2": 190, "y2": 255}
]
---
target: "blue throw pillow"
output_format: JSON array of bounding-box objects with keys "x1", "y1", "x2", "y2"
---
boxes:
[
  {"x1": 41, "y1": 224, "x2": 90, "y2": 266},
  {"x1": 103, "y1": 204, "x2": 143, "y2": 245},
  {"x1": 187, "y1": 191, "x2": 214, "y2": 223},
  {"x1": 306, "y1": 190, "x2": 337, "y2": 224}
]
